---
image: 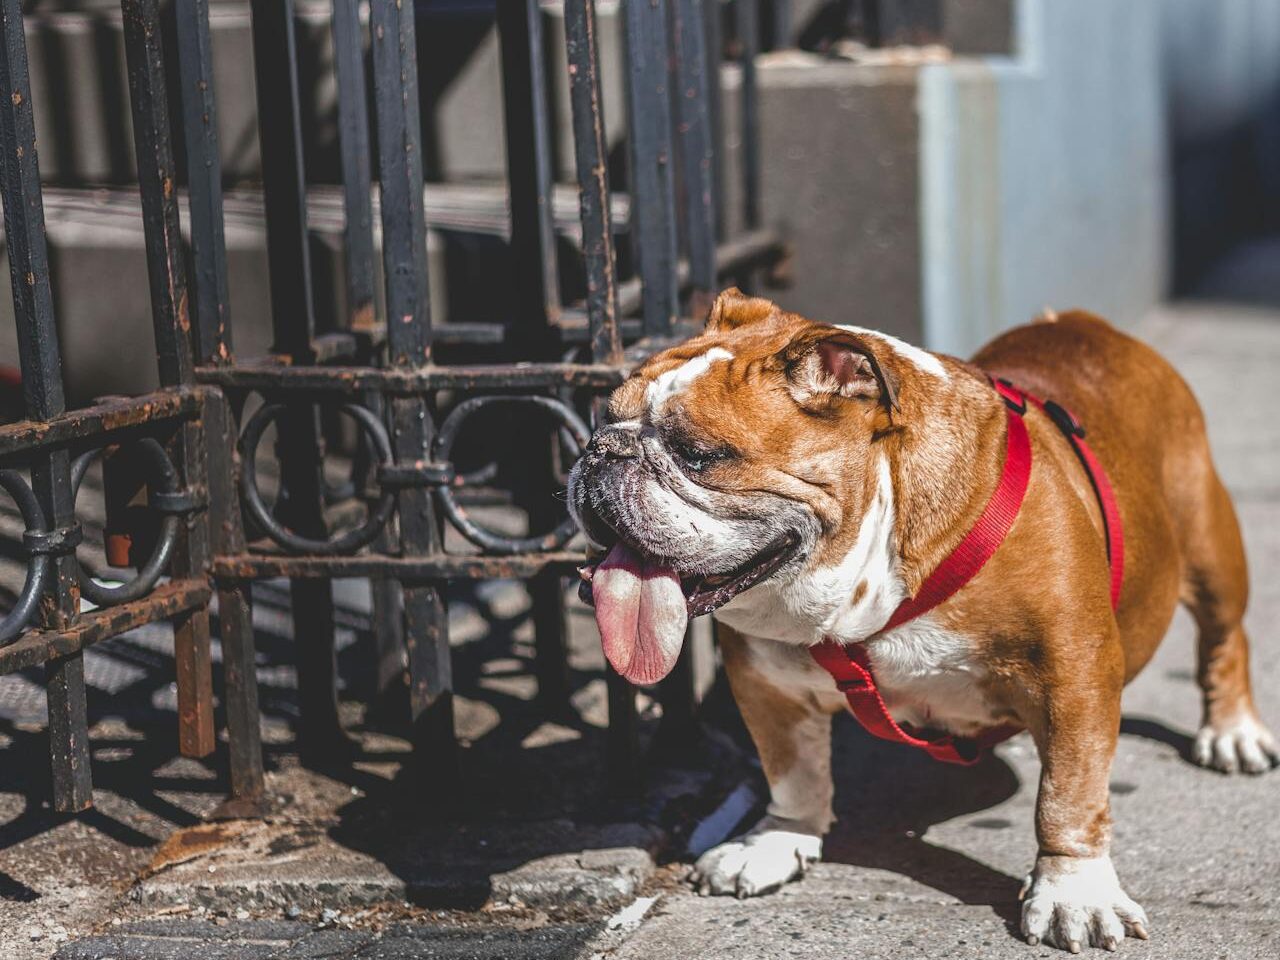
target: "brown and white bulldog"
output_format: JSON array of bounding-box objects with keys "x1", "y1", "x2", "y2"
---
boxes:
[{"x1": 568, "y1": 289, "x2": 1278, "y2": 952}]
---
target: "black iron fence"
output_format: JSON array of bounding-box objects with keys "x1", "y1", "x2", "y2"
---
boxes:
[{"x1": 0, "y1": 0, "x2": 785, "y2": 813}]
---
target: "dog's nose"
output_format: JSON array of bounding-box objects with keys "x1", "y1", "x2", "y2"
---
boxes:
[{"x1": 590, "y1": 426, "x2": 641, "y2": 460}]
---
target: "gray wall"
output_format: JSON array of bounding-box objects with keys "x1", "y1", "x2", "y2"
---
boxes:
[{"x1": 919, "y1": 0, "x2": 1168, "y2": 355}]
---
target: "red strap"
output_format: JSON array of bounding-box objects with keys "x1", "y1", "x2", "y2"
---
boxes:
[
  {"x1": 1019, "y1": 392, "x2": 1125, "y2": 609},
  {"x1": 809, "y1": 377, "x2": 1124, "y2": 765},
  {"x1": 881, "y1": 397, "x2": 1032, "y2": 632},
  {"x1": 810, "y1": 639, "x2": 1019, "y2": 764}
]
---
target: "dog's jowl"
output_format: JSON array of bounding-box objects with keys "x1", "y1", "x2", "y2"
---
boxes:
[{"x1": 569, "y1": 289, "x2": 1278, "y2": 952}]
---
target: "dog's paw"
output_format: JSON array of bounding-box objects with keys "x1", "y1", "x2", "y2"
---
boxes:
[
  {"x1": 691, "y1": 821, "x2": 821, "y2": 899},
  {"x1": 1020, "y1": 855, "x2": 1148, "y2": 953},
  {"x1": 1193, "y1": 712, "x2": 1279, "y2": 774}
]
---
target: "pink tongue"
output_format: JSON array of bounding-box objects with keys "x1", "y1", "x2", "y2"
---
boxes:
[{"x1": 592, "y1": 542, "x2": 688, "y2": 685}]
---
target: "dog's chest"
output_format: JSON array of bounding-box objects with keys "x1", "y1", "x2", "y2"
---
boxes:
[
  {"x1": 864, "y1": 619, "x2": 1004, "y2": 734},
  {"x1": 738, "y1": 618, "x2": 1004, "y2": 736}
]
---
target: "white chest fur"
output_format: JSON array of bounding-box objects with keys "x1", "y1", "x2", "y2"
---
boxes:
[
  {"x1": 732, "y1": 619, "x2": 1002, "y2": 736},
  {"x1": 715, "y1": 456, "x2": 1002, "y2": 735}
]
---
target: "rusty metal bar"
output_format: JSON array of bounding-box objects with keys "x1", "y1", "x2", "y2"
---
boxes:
[
  {"x1": 563, "y1": 0, "x2": 622, "y2": 365},
  {"x1": 369, "y1": 0, "x2": 455, "y2": 785},
  {"x1": 672, "y1": 0, "x2": 718, "y2": 315},
  {"x1": 194, "y1": 362, "x2": 628, "y2": 394},
  {"x1": 331, "y1": 0, "x2": 377, "y2": 333},
  {"x1": 249, "y1": 0, "x2": 348, "y2": 758},
  {"x1": 203, "y1": 388, "x2": 265, "y2": 808},
  {"x1": 498, "y1": 0, "x2": 574, "y2": 721},
  {"x1": 174, "y1": 0, "x2": 233, "y2": 360},
  {"x1": 0, "y1": 0, "x2": 90, "y2": 812},
  {"x1": 0, "y1": 388, "x2": 204, "y2": 462},
  {"x1": 331, "y1": 0, "x2": 401, "y2": 723},
  {"x1": 498, "y1": 0, "x2": 561, "y2": 333},
  {"x1": 736, "y1": 0, "x2": 761, "y2": 231},
  {"x1": 704, "y1": 0, "x2": 726, "y2": 241},
  {"x1": 122, "y1": 0, "x2": 194, "y2": 386},
  {"x1": 622, "y1": 0, "x2": 679, "y2": 336},
  {"x1": 0, "y1": 580, "x2": 212, "y2": 675},
  {"x1": 122, "y1": 0, "x2": 216, "y2": 759},
  {"x1": 213, "y1": 551, "x2": 586, "y2": 581},
  {"x1": 174, "y1": 0, "x2": 262, "y2": 803}
]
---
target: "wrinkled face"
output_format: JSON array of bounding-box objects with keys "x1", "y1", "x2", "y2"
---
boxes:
[{"x1": 568, "y1": 289, "x2": 903, "y2": 684}]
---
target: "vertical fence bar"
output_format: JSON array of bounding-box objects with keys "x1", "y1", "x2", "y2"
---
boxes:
[
  {"x1": 174, "y1": 0, "x2": 232, "y2": 360},
  {"x1": 204, "y1": 389, "x2": 265, "y2": 810},
  {"x1": 564, "y1": 0, "x2": 621, "y2": 364},
  {"x1": 563, "y1": 0, "x2": 635, "y2": 791},
  {"x1": 0, "y1": 0, "x2": 91, "y2": 812},
  {"x1": 703, "y1": 0, "x2": 726, "y2": 242},
  {"x1": 172, "y1": 0, "x2": 264, "y2": 802},
  {"x1": 121, "y1": 0, "x2": 216, "y2": 760},
  {"x1": 497, "y1": 0, "x2": 561, "y2": 334},
  {"x1": 331, "y1": 0, "x2": 377, "y2": 332},
  {"x1": 735, "y1": 0, "x2": 760, "y2": 231},
  {"x1": 672, "y1": 0, "x2": 717, "y2": 317},
  {"x1": 331, "y1": 0, "x2": 405, "y2": 717},
  {"x1": 497, "y1": 0, "x2": 571, "y2": 719},
  {"x1": 249, "y1": 0, "x2": 348, "y2": 758},
  {"x1": 622, "y1": 0, "x2": 679, "y2": 336},
  {"x1": 369, "y1": 0, "x2": 456, "y2": 788},
  {"x1": 770, "y1": 0, "x2": 790, "y2": 49}
]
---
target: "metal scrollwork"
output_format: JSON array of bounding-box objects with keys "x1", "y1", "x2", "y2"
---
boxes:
[
  {"x1": 239, "y1": 402, "x2": 396, "y2": 555},
  {"x1": 70, "y1": 438, "x2": 185, "y2": 607},
  {"x1": 433, "y1": 395, "x2": 591, "y2": 555},
  {"x1": 1, "y1": 437, "x2": 200, "y2": 643},
  {"x1": 0, "y1": 469, "x2": 52, "y2": 644}
]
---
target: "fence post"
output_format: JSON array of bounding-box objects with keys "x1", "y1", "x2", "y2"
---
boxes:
[
  {"x1": 0, "y1": 0, "x2": 91, "y2": 813},
  {"x1": 369, "y1": 0, "x2": 457, "y2": 791},
  {"x1": 171, "y1": 0, "x2": 265, "y2": 806},
  {"x1": 622, "y1": 0, "x2": 680, "y2": 337},
  {"x1": 121, "y1": 0, "x2": 217, "y2": 761},
  {"x1": 248, "y1": 0, "x2": 350, "y2": 760}
]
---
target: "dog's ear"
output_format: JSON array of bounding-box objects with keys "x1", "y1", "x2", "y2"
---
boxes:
[
  {"x1": 706, "y1": 287, "x2": 777, "y2": 332},
  {"x1": 783, "y1": 326, "x2": 900, "y2": 412}
]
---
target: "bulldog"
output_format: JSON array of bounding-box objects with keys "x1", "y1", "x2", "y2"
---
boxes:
[{"x1": 568, "y1": 289, "x2": 1277, "y2": 952}]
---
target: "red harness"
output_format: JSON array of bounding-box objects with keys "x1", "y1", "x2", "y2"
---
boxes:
[{"x1": 809, "y1": 377, "x2": 1125, "y2": 765}]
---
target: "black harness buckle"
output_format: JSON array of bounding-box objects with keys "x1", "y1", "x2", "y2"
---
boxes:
[
  {"x1": 1043, "y1": 399, "x2": 1086, "y2": 439},
  {"x1": 992, "y1": 377, "x2": 1027, "y2": 415}
]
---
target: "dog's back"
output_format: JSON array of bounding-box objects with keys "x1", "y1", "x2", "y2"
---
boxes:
[{"x1": 973, "y1": 312, "x2": 1253, "y2": 704}]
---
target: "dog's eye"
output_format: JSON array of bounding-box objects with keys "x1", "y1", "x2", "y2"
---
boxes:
[{"x1": 669, "y1": 435, "x2": 734, "y2": 473}]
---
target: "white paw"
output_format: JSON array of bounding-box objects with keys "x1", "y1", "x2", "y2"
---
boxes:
[
  {"x1": 1020, "y1": 855, "x2": 1149, "y2": 953},
  {"x1": 1193, "y1": 713, "x2": 1279, "y2": 774},
  {"x1": 690, "y1": 821, "x2": 821, "y2": 898}
]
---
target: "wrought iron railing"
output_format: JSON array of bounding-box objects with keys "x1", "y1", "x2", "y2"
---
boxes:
[{"x1": 0, "y1": 0, "x2": 785, "y2": 812}]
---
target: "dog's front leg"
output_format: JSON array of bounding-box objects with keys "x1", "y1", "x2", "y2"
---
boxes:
[
  {"x1": 692, "y1": 625, "x2": 835, "y2": 898},
  {"x1": 1020, "y1": 651, "x2": 1150, "y2": 952}
]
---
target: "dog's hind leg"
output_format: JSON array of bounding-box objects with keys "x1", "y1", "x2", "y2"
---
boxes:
[{"x1": 1178, "y1": 464, "x2": 1278, "y2": 773}]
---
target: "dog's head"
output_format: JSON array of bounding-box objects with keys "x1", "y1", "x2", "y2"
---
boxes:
[{"x1": 569, "y1": 289, "x2": 915, "y2": 684}]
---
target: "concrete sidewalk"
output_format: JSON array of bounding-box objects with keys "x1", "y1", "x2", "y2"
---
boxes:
[{"x1": 6, "y1": 301, "x2": 1279, "y2": 960}]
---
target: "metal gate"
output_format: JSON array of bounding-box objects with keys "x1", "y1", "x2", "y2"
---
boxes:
[{"x1": 0, "y1": 0, "x2": 784, "y2": 814}]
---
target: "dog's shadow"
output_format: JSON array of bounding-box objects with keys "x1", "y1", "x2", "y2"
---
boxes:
[{"x1": 819, "y1": 714, "x2": 1025, "y2": 926}]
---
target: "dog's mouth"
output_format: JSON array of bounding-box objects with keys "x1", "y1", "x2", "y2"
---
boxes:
[
  {"x1": 577, "y1": 534, "x2": 798, "y2": 617},
  {"x1": 576, "y1": 530, "x2": 799, "y2": 685}
]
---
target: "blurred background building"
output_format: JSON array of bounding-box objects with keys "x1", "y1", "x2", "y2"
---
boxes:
[{"x1": 1, "y1": 0, "x2": 1278, "y2": 396}]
